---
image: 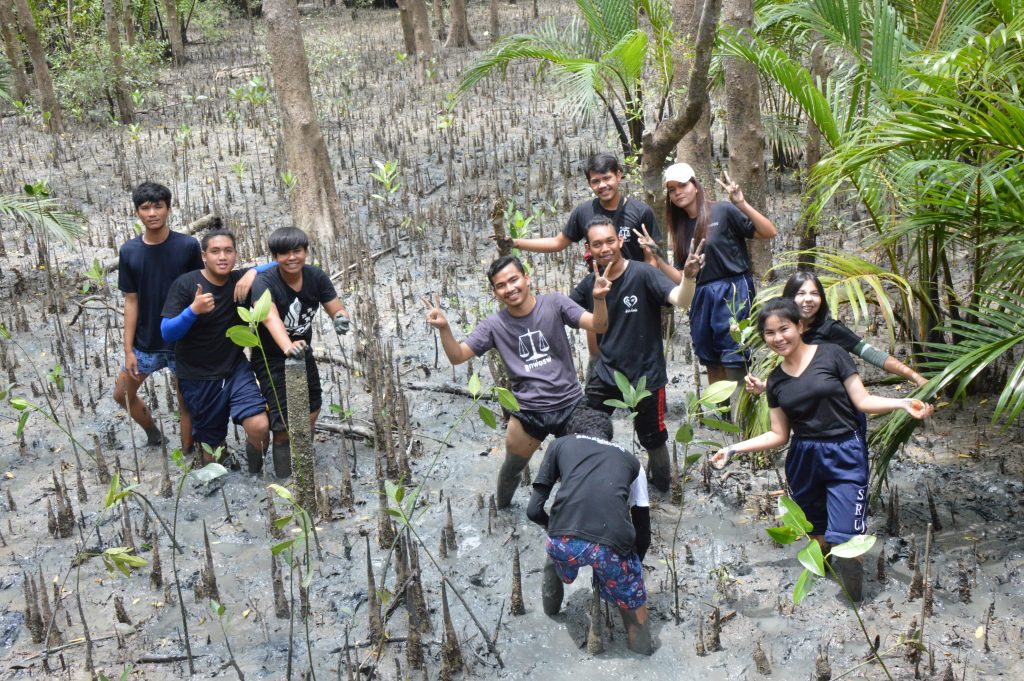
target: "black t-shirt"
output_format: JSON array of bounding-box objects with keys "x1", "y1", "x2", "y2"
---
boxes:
[
  {"x1": 804, "y1": 317, "x2": 862, "y2": 354},
  {"x1": 118, "y1": 231, "x2": 203, "y2": 353},
  {"x1": 250, "y1": 266, "x2": 338, "y2": 359},
  {"x1": 161, "y1": 269, "x2": 251, "y2": 380},
  {"x1": 533, "y1": 434, "x2": 642, "y2": 556},
  {"x1": 672, "y1": 202, "x2": 755, "y2": 284},
  {"x1": 570, "y1": 261, "x2": 675, "y2": 390},
  {"x1": 766, "y1": 343, "x2": 860, "y2": 439},
  {"x1": 562, "y1": 196, "x2": 660, "y2": 262}
]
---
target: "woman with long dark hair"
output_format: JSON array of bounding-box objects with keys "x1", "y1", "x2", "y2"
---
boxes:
[
  {"x1": 637, "y1": 163, "x2": 777, "y2": 387},
  {"x1": 711, "y1": 298, "x2": 932, "y2": 600},
  {"x1": 745, "y1": 271, "x2": 927, "y2": 396}
]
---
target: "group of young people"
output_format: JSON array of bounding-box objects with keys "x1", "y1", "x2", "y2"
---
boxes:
[
  {"x1": 425, "y1": 153, "x2": 933, "y2": 651},
  {"x1": 114, "y1": 182, "x2": 350, "y2": 478}
]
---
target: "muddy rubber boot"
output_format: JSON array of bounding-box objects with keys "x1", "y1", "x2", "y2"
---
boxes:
[
  {"x1": 496, "y1": 453, "x2": 530, "y2": 508},
  {"x1": 619, "y1": 607, "x2": 654, "y2": 655},
  {"x1": 833, "y1": 556, "x2": 864, "y2": 603},
  {"x1": 542, "y1": 558, "x2": 564, "y2": 616},
  {"x1": 272, "y1": 441, "x2": 292, "y2": 479},
  {"x1": 246, "y1": 442, "x2": 265, "y2": 475},
  {"x1": 144, "y1": 425, "x2": 167, "y2": 447},
  {"x1": 646, "y1": 445, "x2": 671, "y2": 493}
]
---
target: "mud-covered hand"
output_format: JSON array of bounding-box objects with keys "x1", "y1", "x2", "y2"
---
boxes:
[
  {"x1": 490, "y1": 234, "x2": 516, "y2": 252},
  {"x1": 285, "y1": 340, "x2": 308, "y2": 358},
  {"x1": 333, "y1": 311, "x2": 350, "y2": 335},
  {"x1": 901, "y1": 398, "x2": 933, "y2": 420},
  {"x1": 716, "y1": 171, "x2": 745, "y2": 206},
  {"x1": 744, "y1": 373, "x2": 766, "y2": 395},
  {"x1": 421, "y1": 294, "x2": 449, "y2": 331},
  {"x1": 591, "y1": 259, "x2": 612, "y2": 301},
  {"x1": 631, "y1": 223, "x2": 665, "y2": 261},
  {"x1": 234, "y1": 268, "x2": 258, "y2": 302},
  {"x1": 683, "y1": 238, "x2": 705, "y2": 280},
  {"x1": 710, "y1": 445, "x2": 735, "y2": 470},
  {"x1": 190, "y1": 284, "x2": 215, "y2": 315}
]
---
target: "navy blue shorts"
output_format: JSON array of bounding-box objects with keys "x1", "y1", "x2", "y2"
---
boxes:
[
  {"x1": 786, "y1": 432, "x2": 868, "y2": 544},
  {"x1": 689, "y1": 273, "x2": 754, "y2": 368},
  {"x1": 512, "y1": 397, "x2": 582, "y2": 442},
  {"x1": 178, "y1": 360, "x2": 267, "y2": 445}
]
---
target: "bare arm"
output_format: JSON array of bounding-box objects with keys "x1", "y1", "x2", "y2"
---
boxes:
[
  {"x1": 711, "y1": 407, "x2": 790, "y2": 468},
  {"x1": 882, "y1": 355, "x2": 928, "y2": 387},
  {"x1": 261, "y1": 304, "x2": 305, "y2": 356},
  {"x1": 423, "y1": 295, "x2": 476, "y2": 365},
  {"x1": 323, "y1": 297, "x2": 348, "y2": 319},
  {"x1": 512, "y1": 233, "x2": 573, "y2": 254},
  {"x1": 123, "y1": 292, "x2": 140, "y2": 378},
  {"x1": 843, "y1": 374, "x2": 933, "y2": 417}
]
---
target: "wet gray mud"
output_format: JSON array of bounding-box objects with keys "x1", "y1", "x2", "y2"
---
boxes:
[{"x1": 1, "y1": 3, "x2": 1023, "y2": 679}]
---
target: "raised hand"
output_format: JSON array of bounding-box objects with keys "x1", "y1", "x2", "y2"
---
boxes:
[
  {"x1": 489, "y1": 234, "x2": 516, "y2": 252},
  {"x1": 190, "y1": 283, "x2": 215, "y2": 315},
  {"x1": 422, "y1": 293, "x2": 449, "y2": 330},
  {"x1": 631, "y1": 223, "x2": 664, "y2": 261},
  {"x1": 682, "y1": 238, "x2": 705, "y2": 280},
  {"x1": 591, "y1": 259, "x2": 612, "y2": 301},
  {"x1": 716, "y1": 171, "x2": 744, "y2": 205}
]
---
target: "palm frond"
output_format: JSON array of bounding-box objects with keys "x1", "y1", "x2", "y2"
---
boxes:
[
  {"x1": 0, "y1": 56, "x2": 12, "y2": 105},
  {"x1": 0, "y1": 193, "x2": 87, "y2": 244},
  {"x1": 575, "y1": 0, "x2": 638, "y2": 49}
]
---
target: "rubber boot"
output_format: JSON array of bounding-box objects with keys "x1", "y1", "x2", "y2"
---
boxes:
[
  {"x1": 646, "y1": 444, "x2": 671, "y2": 493},
  {"x1": 496, "y1": 453, "x2": 530, "y2": 508},
  {"x1": 542, "y1": 558, "x2": 564, "y2": 616},
  {"x1": 272, "y1": 441, "x2": 292, "y2": 479},
  {"x1": 246, "y1": 441, "x2": 265, "y2": 475},
  {"x1": 833, "y1": 556, "x2": 864, "y2": 603},
  {"x1": 619, "y1": 607, "x2": 654, "y2": 655}
]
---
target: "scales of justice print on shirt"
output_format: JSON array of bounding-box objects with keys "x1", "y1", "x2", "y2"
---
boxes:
[
  {"x1": 518, "y1": 328, "x2": 552, "y2": 373},
  {"x1": 284, "y1": 297, "x2": 318, "y2": 337}
]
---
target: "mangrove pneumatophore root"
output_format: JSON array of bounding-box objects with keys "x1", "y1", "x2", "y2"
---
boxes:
[
  {"x1": 439, "y1": 580, "x2": 464, "y2": 680},
  {"x1": 150, "y1": 529, "x2": 163, "y2": 590},
  {"x1": 814, "y1": 644, "x2": 832, "y2": 681},
  {"x1": 753, "y1": 638, "x2": 771, "y2": 675},
  {"x1": 271, "y1": 554, "x2": 289, "y2": 619},
  {"x1": 586, "y1": 584, "x2": 603, "y2": 655},
  {"x1": 366, "y1": 534, "x2": 384, "y2": 646},
  {"x1": 444, "y1": 498, "x2": 457, "y2": 553},
  {"x1": 704, "y1": 606, "x2": 722, "y2": 653},
  {"x1": 510, "y1": 543, "x2": 525, "y2": 617},
  {"x1": 92, "y1": 434, "x2": 111, "y2": 486}
]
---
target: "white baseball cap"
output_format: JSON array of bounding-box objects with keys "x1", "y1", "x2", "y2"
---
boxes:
[{"x1": 664, "y1": 162, "x2": 696, "y2": 186}]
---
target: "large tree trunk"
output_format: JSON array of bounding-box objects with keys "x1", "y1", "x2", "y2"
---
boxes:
[
  {"x1": 0, "y1": 2, "x2": 31, "y2": 103},
  {"x1": 797, "y1": 40, "x2": 827, "y2": 270},
  {"x1": 671, "y1": 0, "x2": 714, "y2": 199},
  {"x1": 433, "y1": 0, "x2": 446, "y2": 41},
  {"x1": 445, "y1": 0, "x2": 475, "y2": 47},
  {"x1": 722, "y1": 0, "x2": 770, "y2": 278},
  {"x1": 121, "y1": 0, "x2": 135, "y2": 45},
  {"x1": 410, "y1": 0, "x2": 435, "y2": 57},
  {"x1": 264, "y1": 0, "x2": 344, "y2": 245},
  {"x1": 641, "y1": 0, "x2": 722, "y2": 208},
  {"x1": 13, "y1": 0, "x2": 62, "y2": 132},
  {"x1": 103, "y1": 0, "x2": 134, "y2": 123},
  {"x1": 489, "y1": 0, "x2": 499, "y2": 40},
  {"x1": 396, "y1": 0, "x2": 418, "y2": 55},
  {"x1": 161, "y1": 0, "x2": 186, "y2": 65}
]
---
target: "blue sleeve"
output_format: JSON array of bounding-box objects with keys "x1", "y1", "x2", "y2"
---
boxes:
[
  {"x1": 161, "y1": 306, "x2": 198, "y2": 342},
  {"x1": 255, "y1": 261, "x2": 277, "y2": 273}
]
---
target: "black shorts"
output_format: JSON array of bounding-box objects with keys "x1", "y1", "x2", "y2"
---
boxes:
[
  {"x1": 251, "y1": 352, "x2": 323, "y2": 433},
  {"x1": 512, "y1": 398, "x2": 583, "y2": 442},
  {"x1": 585, "y1": 377, "x2": 667, "y2": 449}
]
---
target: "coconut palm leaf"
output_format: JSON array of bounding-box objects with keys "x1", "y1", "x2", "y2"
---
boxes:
[
  {"x1": 0, "y1": 56, "x2": 12, "y2": 105},
  {"x1": 0, "y1": 193, "x2": 87, "y2": 244}
]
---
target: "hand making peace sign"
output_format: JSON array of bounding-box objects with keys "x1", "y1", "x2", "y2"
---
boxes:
[
  {"x1": 421, "y1": 293, "x2": 449, "y2": 331},
  {"x1": 591, "y1": 258, "x2": 612, "y2": 301},
  {"x1": 631, "y1": 223, "x2": 665, "y2": 261},
  {"x1": 683, "y1": 238, "x2": 706, "y2": 280},
  {"x1": 716, "y1": 171, "x2": 745, "y2": 205}
]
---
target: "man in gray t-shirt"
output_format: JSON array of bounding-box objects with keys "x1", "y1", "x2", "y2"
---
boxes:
[{"x1": 424, "y1": 255, "x2": 611, "y2": 507}]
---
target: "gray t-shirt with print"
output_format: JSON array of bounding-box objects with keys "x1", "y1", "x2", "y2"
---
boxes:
[{"x1": 465, "y1": 293, "x2": 585, "y2": 411}]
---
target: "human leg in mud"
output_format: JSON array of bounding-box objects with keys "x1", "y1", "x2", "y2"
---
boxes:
[
  {"x1": 250, "y1": 227, "x2": 350, "y2": 478},
  {"x1": 527, "y1": 408, "x2": 654, "y2": 653},
  {"x1": 422, "y1": 255, "x2": 609, "y2": 508},
  {"x1": 115, "y1": 182, "x2": 203, "y2": 452}
]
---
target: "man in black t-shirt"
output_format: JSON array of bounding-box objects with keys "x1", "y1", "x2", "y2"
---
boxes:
[
  {"x1": 251, "y1": 227, "x2": 350, "y2": 478},
  {"x1": 161, "y1": 229, "x2": 269, "y2": 472},
  {"x1": 570, "y1": 216, "x2": 699, "y2": 492},
  {"x1": 509, "y1": 152, "x2": 660, "y2": 265},
  {"x1": 527, "y1": 408, "x2": 653, "y2": 654}
]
